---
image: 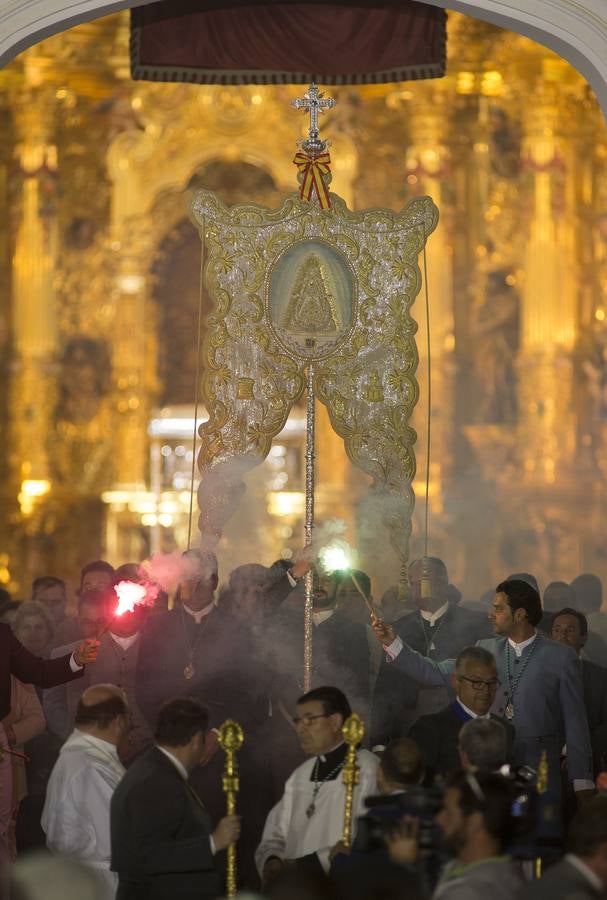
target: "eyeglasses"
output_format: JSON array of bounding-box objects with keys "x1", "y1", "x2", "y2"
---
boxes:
[
  {"x1": 292, "y1": 713, "x2": 330, "y2": 727},
  {"x1": 458, "y1": 675, "x2": 500, "y2": 691}
]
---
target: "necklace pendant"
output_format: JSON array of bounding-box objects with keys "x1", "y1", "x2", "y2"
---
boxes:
[
  {"x1": 306, "y1": 802, "x2": 316, "y2": 818},
  {"x1": 184, "y1": 662, "x2": 195, "y2": 680},
  {"x1": 429, "y1": 642, "x2": 436, "y2": 651},
  {"x1": 504, "y1": 702, "x2": 514, "y2": 720}
]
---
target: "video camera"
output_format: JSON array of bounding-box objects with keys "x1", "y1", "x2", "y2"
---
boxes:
[{"x1": 355, "y1": 785, "x2": 444, "y2": 854}]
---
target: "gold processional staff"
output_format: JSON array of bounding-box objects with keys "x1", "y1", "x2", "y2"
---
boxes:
[
  {"x1": 341, "y1": 713, "x2": 365, "y2": 847},
  {"x1": 218, "y1": 719, "x2": 244, "y2": 898}
]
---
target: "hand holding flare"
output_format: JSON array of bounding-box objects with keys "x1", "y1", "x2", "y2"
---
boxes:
[
  {"x1": 74, "y1": 639, "x2": 100, "y2": 666},
  {"x1": 371, "y1": 615, "x2": 396, "y2": 646}
]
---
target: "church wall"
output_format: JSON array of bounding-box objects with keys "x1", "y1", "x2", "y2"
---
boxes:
[
  {"x1": 0, "y1": 12, "x2": 606, "y2": 607},
  {"x1": 1, "y1": 1, "x2": 606, "y2": 119}
]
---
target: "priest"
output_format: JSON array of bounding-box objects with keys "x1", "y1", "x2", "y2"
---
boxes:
[{"x1": 255, "y1": 686, "x2": 378, "y2": 885}]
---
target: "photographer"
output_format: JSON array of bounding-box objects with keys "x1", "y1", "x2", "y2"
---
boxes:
[
  {"x1": 330, "y1": 738, "x2": 428, "y2": 895},
  {"x1": 388, "y1": 772, "x2": 525, "y2": 900}
]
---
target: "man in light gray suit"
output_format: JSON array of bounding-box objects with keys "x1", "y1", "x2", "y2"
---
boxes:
[
  {"x1": 523, "y1": 796, "x2": 607, "y2": 899},
  {"x1": 372, "y1": 578, "x2": 594, "y2": 807}
]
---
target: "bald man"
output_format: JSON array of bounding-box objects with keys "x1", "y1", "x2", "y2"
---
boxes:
[{"x1": 42, "y1": 684, "x2": 129, "y2": 895}]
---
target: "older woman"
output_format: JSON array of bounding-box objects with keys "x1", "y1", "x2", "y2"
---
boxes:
[
  {"x1": 10, "y1": 601, "x2": 63, "y2": 855},
  {"x1": 1, "y1": 676, "x2": 46, "y2": 860},
  {"x1": 12, "y1": 601, "x2": 55, "y2": 659}
]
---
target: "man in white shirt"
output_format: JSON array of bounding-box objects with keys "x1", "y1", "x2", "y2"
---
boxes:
[
  {"x1": 255, "y1": 686, "x2": 378, "y2": 886},
  {"x1": 42, "y1": 684, "x2": 130, "y2": 896}
]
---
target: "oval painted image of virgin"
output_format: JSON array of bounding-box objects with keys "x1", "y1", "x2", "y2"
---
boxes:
[{"x1": 267, "y1": 239, "x2": 356, "y2": 361}]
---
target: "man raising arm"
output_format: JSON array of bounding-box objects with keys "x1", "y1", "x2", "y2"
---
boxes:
[{"x1": 373, "y1": 577, "x2": 593, "y2": 800}]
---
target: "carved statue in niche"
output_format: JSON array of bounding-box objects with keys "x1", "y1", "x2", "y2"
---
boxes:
[
  {"x1": 489, "y1": 107, "x2": 521, "y2": 180},
  {"x1": 52, "y1": 336, "x2": 113, "y2": 491},
  {"x1": 579, "y1": 321, "x2": 607, "y2": 419},
  {"x1": 470, "y1": 270, "x2": 519, "y2": 423},
  {"x1": 57, "y1": 336, "x2": 110, "y2": 423},
  {"x1": 576, "y1": 320, "x2": 607, "y2": 472}
]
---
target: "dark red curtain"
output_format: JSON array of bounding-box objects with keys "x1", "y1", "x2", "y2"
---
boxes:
[{"x1": 131, "y1": 0, "x2": 446, "y2": 85}]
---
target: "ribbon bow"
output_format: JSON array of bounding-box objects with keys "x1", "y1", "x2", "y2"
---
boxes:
[{"x1": 293, "y1": 151, "x2": 332, "y2": 210}]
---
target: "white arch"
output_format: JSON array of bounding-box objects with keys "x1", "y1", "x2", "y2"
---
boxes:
[{"x1": 0, "y1": 0, "x2": 606, "y2": 120}]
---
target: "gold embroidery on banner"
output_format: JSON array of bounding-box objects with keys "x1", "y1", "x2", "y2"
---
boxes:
[{"x1": 191, "y1": 189, "x2": 438, "y2": 566}]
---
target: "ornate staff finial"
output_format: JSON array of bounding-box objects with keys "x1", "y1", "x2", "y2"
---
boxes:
[{"x1": 292, "y1": 83, "x2": 335, "y2": 156}]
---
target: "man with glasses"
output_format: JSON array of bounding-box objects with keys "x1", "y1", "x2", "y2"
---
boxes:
[
  {"x1": 409, "y1": 646, "x2": 513, "y2": 778},
  {"x1": 371, "y1": 557, "x2": 491, "y2": 749},
  {"x1": 255, "y1": 686, "x2": 378, "y2": 888},
  {"x1": 373, "y1": 579, "x2": 593, "y2": 810}
]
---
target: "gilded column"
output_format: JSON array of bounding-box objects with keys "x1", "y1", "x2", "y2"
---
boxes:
[
  {"x1": 443, "y1": 38, "x2": 497, "y2": 590},
  {"x1": 405, "y1": 84, "x2": 454, "y2": 508},
  {"x1": 517, "y1": 78, "x2": 576, "y2": 484},
  {"x1": 10, "y1": 84, "x2": 59, "y2": 514},
  {"x1": 106, "y1": 129, "x2": 157, "y2": 497},
  {"x1": 449, "y1": 79, "x2": 491, "y2": 397},
  {"x1": 112, "y1": 245, "x2": 151, "y2": 489}
]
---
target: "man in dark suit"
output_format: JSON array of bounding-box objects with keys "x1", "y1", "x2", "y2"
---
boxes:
[
  {"x1": 136, "y1": 550, "x2": 268, "y2": 746},
  {"x1": 408, "y1": 645, "x2": 513, "y2": 777},
  {"x1": 0, "y1": 621, "x2": 98, "y2": 864},
  {"x1": 0, "y1": 621, "x2": 97, "y2": 720},
  {"x1": 136, "y1": 550, "x2": 302, "y2": 886},
  {"x1": 523, "y1": 796, "x2": 607, "y2": 899},
  {"x1": 110, "y1": 697, "x2": 240, "y2": 900},
  {"x1": 551, "y1": 607, "x2": 607, "y2": 775},
  {"x1": 371, "y1": 557, "x2": 491, "y2": 747}
]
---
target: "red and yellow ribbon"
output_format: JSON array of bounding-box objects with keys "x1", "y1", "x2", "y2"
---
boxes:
[{"x1": 293, "y1": 151, "x2": 332, "y2": 210}]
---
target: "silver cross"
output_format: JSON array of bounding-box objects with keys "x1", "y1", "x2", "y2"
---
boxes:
[{"x1": 292, "y1": 83, "x2": 335, "y2": 154}]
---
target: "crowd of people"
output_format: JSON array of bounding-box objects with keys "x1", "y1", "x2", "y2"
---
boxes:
[{"x1": 1, "y1": 550, "x2": 607, "y2": 900}]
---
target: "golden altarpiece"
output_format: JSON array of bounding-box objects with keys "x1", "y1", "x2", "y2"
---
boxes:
[{"x1": 1, "y1": 12, "x2": 607, "y2": 601}]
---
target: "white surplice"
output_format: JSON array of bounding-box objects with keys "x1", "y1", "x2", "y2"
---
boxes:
[
  {"x1": 255, "y1": 748, "x2": 378, "y2": 874},
  {"x1": 41, "y1": 729, "x2": 125, "y2": 896}
]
